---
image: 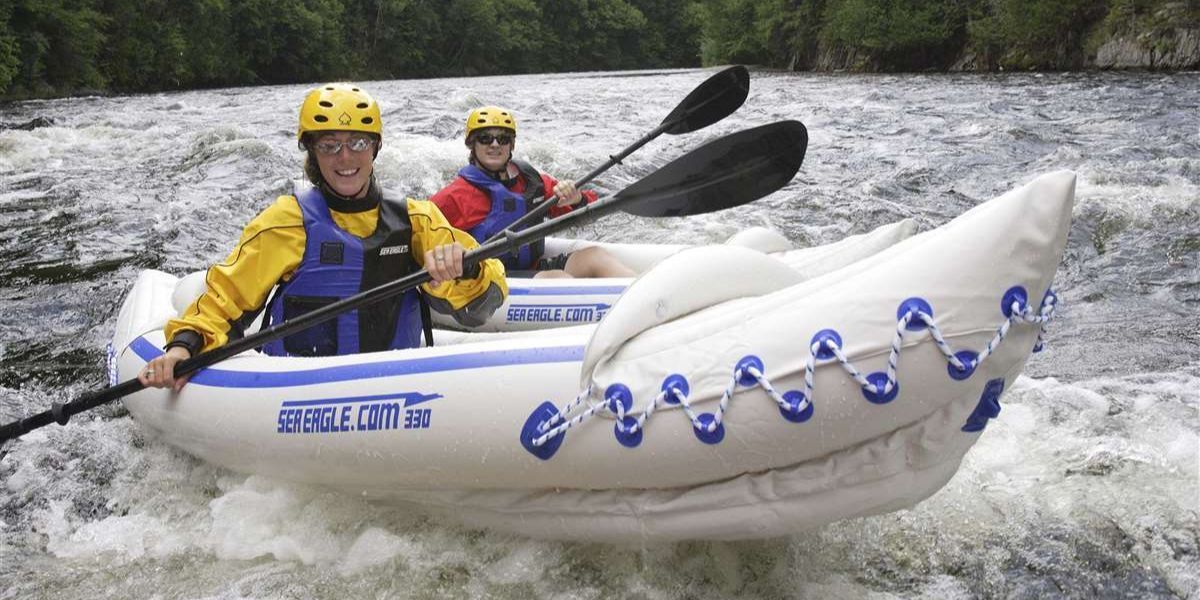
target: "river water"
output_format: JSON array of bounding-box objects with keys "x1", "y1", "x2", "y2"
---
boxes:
[{"x1": 0, "y1": 69, "x2": 1196, "y2": 599}]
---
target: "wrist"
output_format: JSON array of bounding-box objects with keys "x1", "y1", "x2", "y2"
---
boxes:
[{"x1": 165, "y1": 330, "x2": 201, "y2": 358}]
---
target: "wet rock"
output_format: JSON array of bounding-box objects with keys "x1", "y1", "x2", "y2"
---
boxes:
[
  {"x1": 0, "y1": 116, "x2": 57, "y2": 131},
  {"x1": 1095, "y1": 28, "x2": 1200, "y2": 70}
]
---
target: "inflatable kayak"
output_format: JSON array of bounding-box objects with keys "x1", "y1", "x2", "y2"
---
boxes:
[{"x1": 109, "y1": 171, "x2": 1072, "y2": 542}]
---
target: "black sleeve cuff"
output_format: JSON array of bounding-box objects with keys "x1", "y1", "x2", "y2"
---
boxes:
[
  {"x1": 425, "y1": 281, "x2": 505, "y2": 327},
  {"x1": 164, "y1": 330, "x2": 202, "y2": 358},
  {"x1": 460, "y1": 259, "x2": 482, "y2": 280}
]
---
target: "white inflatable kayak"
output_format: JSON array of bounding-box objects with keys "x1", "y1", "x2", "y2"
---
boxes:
[{"x1": 109, "y1": 171, "x2": 1073, "y2": 542}]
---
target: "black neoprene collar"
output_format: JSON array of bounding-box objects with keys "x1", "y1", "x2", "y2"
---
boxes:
[{"x1": 320, "y1": 177, "x2": 381, "y2": 213}]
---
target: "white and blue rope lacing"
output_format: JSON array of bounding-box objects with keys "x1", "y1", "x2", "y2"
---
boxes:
[{"x1": 520, "y1": 285, "x2": 1058, "y2": 458}]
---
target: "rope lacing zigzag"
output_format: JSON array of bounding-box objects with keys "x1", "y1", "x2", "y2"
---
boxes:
[{"x1": 529, "y1": 288, "x2": 1057, "y2": 448}]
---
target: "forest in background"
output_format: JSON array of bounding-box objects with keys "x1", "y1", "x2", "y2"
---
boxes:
[
  {"x1": 700, "y1": 0, "x2": 1199, "y2": 71},
  {"x1": 0, "y1": 0, "x2": 1196, "y2": 100}
]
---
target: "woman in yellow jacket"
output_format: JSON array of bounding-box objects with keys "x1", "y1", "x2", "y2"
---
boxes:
[{"x1": 142, "y1": 83, "x2": 507, "y2": 391}]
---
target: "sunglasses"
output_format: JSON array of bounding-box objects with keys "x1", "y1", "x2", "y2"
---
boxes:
[
  {"x1": 474, "y1": 132, "x2": 514, "y2": 146},
  {"x1": 311, "y1": 136, "x2": 377, "y2": 155}
]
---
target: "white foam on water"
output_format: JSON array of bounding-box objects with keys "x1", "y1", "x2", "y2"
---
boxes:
[
  {"x1": 206, "y1": 475, "x2": 347, "y2": 564},
  {"x1": 375, "y1": 135, "x2": 469, "y2": 199},
  {"x1": 45, "y1": 509, "x2": 190, "y2": 561},
  {"x1": 337, "y1": 526, "x2": 412, "y2": 576}
]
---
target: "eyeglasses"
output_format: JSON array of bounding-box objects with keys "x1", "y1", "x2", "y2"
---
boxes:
[
  {"x1": 474, "y1": 133, "x2": 513, "y2": 146},
  {"x1": 311, "y1": 137, "x2": 377, "y2": 155}
]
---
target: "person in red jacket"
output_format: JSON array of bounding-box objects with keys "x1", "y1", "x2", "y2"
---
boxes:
[{"x1": 431, "y1": 106, "x2": 635, "y2": 279}]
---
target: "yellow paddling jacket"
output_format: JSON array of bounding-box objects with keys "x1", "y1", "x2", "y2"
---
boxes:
[{"x1": 164, "y1": 192, "x2": 507, "y2": 356}]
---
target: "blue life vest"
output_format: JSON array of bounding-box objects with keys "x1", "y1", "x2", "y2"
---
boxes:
[
  {"x1": 458, "y1": 159, "x2": 546, "y2": 270},
  {"x1": 261, "y1": 188, "x2": 422, "y2": 357}
]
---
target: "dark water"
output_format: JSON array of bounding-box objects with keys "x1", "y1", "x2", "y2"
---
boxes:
[{"x1": 0, "y1": 69, "x2": 1196, "y2": 599}]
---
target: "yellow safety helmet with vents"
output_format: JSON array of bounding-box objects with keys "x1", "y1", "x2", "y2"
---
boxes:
[
  {"x1": 465, "y1": 106, "x2": 517, "y2": 138},
  {"x1": 297, "y1": 83, "x2": 382, "y2": 142}
]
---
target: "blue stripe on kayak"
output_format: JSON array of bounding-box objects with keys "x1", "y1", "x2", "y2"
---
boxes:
[
  {"x1": 280, "y1": 390, "x2": 443, "y2": 408},
  {"x1": 128, "y1": 336, "x2": 583, "y2": 389},
  {"x1": 507, "y1": 285, "x2": 626, "y2": 296}
]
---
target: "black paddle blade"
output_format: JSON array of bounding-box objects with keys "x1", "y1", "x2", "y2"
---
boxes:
[
  {"x1": 618, "y1": 120, "x2": 808, "y2": 218},
  {"x1": 660, "y1": 66, "x2": 750, "y2": 135}
]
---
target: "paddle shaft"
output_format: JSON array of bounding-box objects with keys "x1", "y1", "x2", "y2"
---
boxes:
[{"x1": 492, "y1": 119, "x2": 676, "y2": 238}]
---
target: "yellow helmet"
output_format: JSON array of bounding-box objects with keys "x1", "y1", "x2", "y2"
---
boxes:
[
  {"x1": 465, "y1": 106, "x2": 517, "y2": 139},
  {"x1": 297, "y1": 83, "x2": 382, "y2": 142}
]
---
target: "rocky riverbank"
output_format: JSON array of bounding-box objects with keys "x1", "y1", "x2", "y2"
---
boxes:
[{"x1": 722, "y1": 1, "x2": 1200, "y2": 73}]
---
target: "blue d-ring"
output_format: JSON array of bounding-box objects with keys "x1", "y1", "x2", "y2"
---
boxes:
[
  {"x1": 736, "y1": 355, "x2": 764, "y2": 387},
  {"x1": 780, "y1": 391, "x2": 814, "y2": 423},
  {"x1": 614, "y1": 416, "x2": 643, "y2": 448},
  {"x1": 948, "y1": 350, "x2": 979, "y2": 380},
  {"x1": 897, "y1": 297, "x2": 933, "y2": 331},
  {"x1": 605, "y1": 383, "x2": 633, "y2": 415},
  {"x1": 811, "y1": 329, "x2": 843, "y2": 360},
  {"x1": 693, "y1": 413, "x2": 725, "y2": 444},
  {"x1": 862, "y1": 372, "x2": 899, "y2": 404},
  {"x1": 661, "y1": 374, "x2": 689, "y2": 405},
  {"x1": 520, "y1": 402, "x2": 565, "y2": 460},
  {"x1": 1002, "y1": 286, "x2": 1028, "y2": 318}
]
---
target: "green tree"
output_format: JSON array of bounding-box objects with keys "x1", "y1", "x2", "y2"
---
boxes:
[
  {"x1": 536, "y1": 0, "x2": 649, "y2": 71},
  {"x1": 432, "y1": 0, "x2": 546, "y2": 75},
  {"x1": 7, "y1": 0, "x2": 107, "y2": 95},
  {"x1": 232, "y1": 0, "x2": 350, "y2": 83},
  {"x1": 628, "y1": 0, "x2": 703, "y2": 67},
  {"x1": 98, "y1": 0, "x2": 189, "y2": 90},
  {"x1": 695, "y1": 0, "x2": 769, "y2": 65},
  {"x1": 822, "y1": 0, "x2": 965, "y2": 69},
  {"x1": 178, "y1": 0, "x2": 253, "y2": 88},
  {"x1": 342, "y1": 0, "x2": 440, "y2": 78},
  {"x1": 969, "y1": 0, "x2": 1108, "y2": 69},
  {"x1": 758, "y1": 0, "x2": 826, "y2": 69},
  {"x1": 696, "y1": 0, "x2": 824, "y2": 67},
  {"x1": 582, "y1": 0, "x2": 649, "y2": 68},
  {"x1": 0, "y1": 0, "x2": 19, "y2": 93}
]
